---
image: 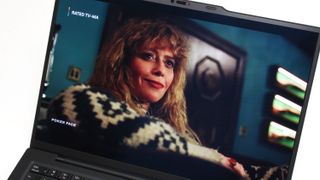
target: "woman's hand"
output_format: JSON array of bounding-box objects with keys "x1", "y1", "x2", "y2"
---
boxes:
[{"x1": 220, "y1": 155, "x2": 249, "y2": 179}]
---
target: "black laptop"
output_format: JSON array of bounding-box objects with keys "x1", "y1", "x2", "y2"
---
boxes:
[{"x1": 9, "y1": 0, "x2": 320, "y2": 179}]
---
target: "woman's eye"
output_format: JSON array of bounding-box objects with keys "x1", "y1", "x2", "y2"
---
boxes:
[
  {"x1": 140, "y1": 52, "x2": 155, "y2": 60},
  {"x1": 165, "y1": 59, "x2": 176, "y2": 69}
]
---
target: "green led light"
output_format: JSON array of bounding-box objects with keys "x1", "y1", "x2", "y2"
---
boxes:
[{"x1": 276, "y1": 67, "x2": 307, "y2": 100}]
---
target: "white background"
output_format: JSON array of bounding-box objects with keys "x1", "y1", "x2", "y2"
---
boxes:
[{"x1": 0, "y1": 0, "x2": 319, "y2": 179}]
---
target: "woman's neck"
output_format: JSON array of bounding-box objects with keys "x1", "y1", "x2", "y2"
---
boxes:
[
  {"x1": 137, "y1": 102, "x2": 149, "y2": 111},
  {"x1": 133, "y1": 97, "x2": 150, "y2": 114}
]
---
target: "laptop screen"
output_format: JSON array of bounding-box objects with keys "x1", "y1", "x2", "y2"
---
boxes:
[{"x1": 33, "y1": 0, "x2": 320, "y2": 179}]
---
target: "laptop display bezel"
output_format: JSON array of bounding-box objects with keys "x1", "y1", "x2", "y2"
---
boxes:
[{"x1": 29, "y1": 0, "x2": 320, "y2": 179}]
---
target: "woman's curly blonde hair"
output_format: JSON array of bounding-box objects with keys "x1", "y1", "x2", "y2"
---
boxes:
[{"x1": 89, "y1": 18, "x2": 200, "y2": 143}]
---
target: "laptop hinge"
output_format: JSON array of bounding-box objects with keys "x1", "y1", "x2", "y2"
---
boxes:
[{"x1": 55, "y1": 155, "x2": 150, "y2": 180}]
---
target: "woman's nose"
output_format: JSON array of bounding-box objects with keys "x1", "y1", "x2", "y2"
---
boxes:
[{"x1": 152, "y1": 61, "x2": 165, "y2": 77}]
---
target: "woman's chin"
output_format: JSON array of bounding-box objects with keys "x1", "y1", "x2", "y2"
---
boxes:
[{"x1": 142, "y1": 94, "x2": 163, "y2": 103}]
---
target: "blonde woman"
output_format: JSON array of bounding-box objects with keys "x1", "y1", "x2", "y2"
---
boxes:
[{"x1": 48, "y1": 18, "x2": 248, "y2": 178}]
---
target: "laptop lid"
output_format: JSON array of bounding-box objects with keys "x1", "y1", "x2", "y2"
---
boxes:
[{"x1": 30, "y1": 0, "x2": 320, "y2": 179}]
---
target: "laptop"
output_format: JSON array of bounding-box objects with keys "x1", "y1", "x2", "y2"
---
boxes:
[{"x1": 8, "y1": 0, "x2": 320, "y2": 179}]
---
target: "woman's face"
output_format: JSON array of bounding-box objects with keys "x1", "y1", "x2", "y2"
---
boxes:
[{"x1": 129, "y1": 44, "x2": 176, "y2": 104}]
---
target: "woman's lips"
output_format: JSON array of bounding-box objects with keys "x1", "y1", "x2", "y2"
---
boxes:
[{"x1": 145, "y1": 79, "x2": 165, "y2": 89}]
